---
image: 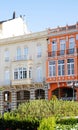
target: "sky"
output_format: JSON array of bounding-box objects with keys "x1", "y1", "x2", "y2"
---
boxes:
[{"x1": 0, "y1": 0, "x2": 78, "y2": 32}]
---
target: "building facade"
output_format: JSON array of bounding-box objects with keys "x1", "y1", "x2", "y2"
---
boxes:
[
  {"x1": 0, "y1": 14, "x2": 78, "y2": 114},
  {"x1": 46, "y1": 23, "x2": 78, "y2": 101},
  {"x1": 0, "y1": 23, "x2": 48, "y2": 113}
]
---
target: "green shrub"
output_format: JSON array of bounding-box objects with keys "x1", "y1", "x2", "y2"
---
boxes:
[
  {"x1": 56, "y1": 117, "x2": 78, "y2": 125},
  {"x1": 51, "y1": 95, "x2": 58, "y2": 101},
  {"x1": 38, "y1": 117, "x2": 56, "y2": 130}
]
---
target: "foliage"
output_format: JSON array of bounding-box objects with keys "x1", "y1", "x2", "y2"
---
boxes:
[
  {"x1": 51, "y1": 95, "x2": 58, "y2": 101},
  {"x1": 56, "y1": 118, "x2": 78, "y2": 125},
  {"x1": 0, "y1": 118, "x2": 39, "y2": 130},
  {"x1": 38, "y1": 117, "x2": 56, "y2": 130},
  {"x1": 1, "y1": 100, "x2": 78, "y2": 129},
  {"x1": 55, "y1": 124, "x2": 78, "y2": 130},
  {"x1": 4, "y1": 100, "x2": 78, "y2": 120}
]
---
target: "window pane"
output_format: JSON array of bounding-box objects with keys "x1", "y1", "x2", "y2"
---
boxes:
[
  {"x1": 52, "y1": 41, "x2": 57, "y2": 51},
  {"x1": 49, "y1": 61, "x2": 56, "y2": 77},
  {"x1": 37, "y1": 67, "x2": 42, "y2": 82},
  {"x1": 23, "y1": 71, "x2": 27, "y2": 78},
  {"x1": 69, "y1": 38, "x2": 75, "y2": 48},
  {"x1": 60, "y1": 39, "x2": 66, "y2": 50},
  {"x1": 58, "y1": 60, "x2": 64, "y2": 76},
  {"x1": 14, "y1": 72, "x2": 18, "y2": 79},
  {"x1": 67, "y1": 59, "x2": 74, "y2": 75},
  {"x1": 17, "y1": 48, "x2": 21, "y2": 60},
  {"x1": 37, "y1": 45, "x2": 42, "y2": 57},
  {"x1": 5, "y1": 70, "x2": 10, "y2": 80},
  {"x1": 5, "y1": 50, "x2": 9, "y2": 61},
  {"x1": 24, "y1": 47, "x2": 28, "y2": 59},
  {"x1": 29, "y1": 68, "x2": 32, "y2": 78}
]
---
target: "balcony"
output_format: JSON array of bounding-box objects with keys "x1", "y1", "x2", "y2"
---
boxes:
[
  {"x1": 57, "y1": 50, "x2": 65, "y2": 56},
  {"x1": 12, "y1": 78, "x2": 32, "y2": 86},
  {"x1": 12, "y1": 55, "x2": 33, "y2": 62},
  {"x1": 48, "y1": 51, "x2": 56, "y2": 57},
  {"x1": 48, "y1": 48, "x2": 76, "y2": 58}
]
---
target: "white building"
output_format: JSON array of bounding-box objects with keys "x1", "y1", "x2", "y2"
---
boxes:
[
  {"x1": 0, "y1": 14, "x2": 30, "y2": 39},
  {"x1": 0, "y1": 15, "x2": 48, "y2": 113}
]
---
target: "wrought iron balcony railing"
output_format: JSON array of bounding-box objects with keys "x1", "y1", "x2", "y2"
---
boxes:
[
  {"x1": 13, "y1": 55, "x2": 33, "y2": 61},
  {"x1": 48, "y1": 48, "x2": 75, "y2": 57}
]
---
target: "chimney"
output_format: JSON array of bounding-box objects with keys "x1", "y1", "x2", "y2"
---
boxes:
[{"x1": 13, "y1": 11, "x2": 16, "y2": 19}]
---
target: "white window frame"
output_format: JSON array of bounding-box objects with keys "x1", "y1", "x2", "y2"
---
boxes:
[
  {"x1": 37, "y1": 67, "x2": 42, "y2": 82},
  {"x1": 58, "y1": 60, "x2": 64, "y2": 76},
  {"x1": 17, "y1": 48, "x2": 21, "y2": 60},
  {"x1": 5, "y1": 50, "x2": 9, "y2": 62},
  {"x1": 67, "y1": 59, "x2": 74, "y2": 75},
  {"x1": 60, "y1": 39, "x2": 66, "y2": 50},
  {"x1": 52, "y1": 40, "x2": 57, "y2": 52},
  {"x1": 37, "y1": 45, "x2": 42, "y2": 58},
  {"x1": 49, "y1": 61, "x2": 56, "y2": 77},
  {"x1": 24, "y1": 47, "x2": 28, "y2": 59},
  {"x1": 14, "y1": 67, "x2": 27, "y2": 80},
  {"x1": 69, "y1": 37, "x2": 75, "y2": 49}
]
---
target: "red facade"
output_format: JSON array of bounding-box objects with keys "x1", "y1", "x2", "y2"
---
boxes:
[{"x1": 46, "y1": 23, "x2": 78, "y2": 100}]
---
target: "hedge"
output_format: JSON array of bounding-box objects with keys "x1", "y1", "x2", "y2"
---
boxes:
[{"x1": 0, "y1": 118, "x2": 39, "y2": 130}]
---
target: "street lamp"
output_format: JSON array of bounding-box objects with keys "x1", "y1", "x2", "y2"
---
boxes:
[{"x1": 71, "y1": 82, "x2": 78, "y2": 101}]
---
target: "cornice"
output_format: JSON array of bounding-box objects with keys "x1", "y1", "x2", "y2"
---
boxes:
[
  {"x1": 48, "y1": 29, "x2": 78, "y2": 37},
  {"x1": 0, "y1": 30, "x2": 48, "y2": 46}
]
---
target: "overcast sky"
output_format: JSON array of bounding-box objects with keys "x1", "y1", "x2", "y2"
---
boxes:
[{"x1": 0, "y1": 0, "x2": 78, "y2": 32}]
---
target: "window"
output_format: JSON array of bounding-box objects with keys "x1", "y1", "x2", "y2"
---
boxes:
[
  {"x1": 60, "y1": 39, "x2": 66, "y2": 55},
  {"x1": 5, "y1": 70, "x2": 10, "y2": 81},
  {"x1": 37, "y1": 45, "x2": 42, "y2": 57},
  {"x1": 14, "y1": 67, "x2": 27, "y2": 80},
  {"x1": 4, "y1": 91, "x2": 10, "y2": 102},
  {"x1": 17, "y1": 48, "x2": 21, "y2": 60},
  {"x1": 58, "y1": 60, "x2": 64, "y2": 76},
  {"x1": 67, "y1": 59, "x2": 74, "y2": 75},
  {"x1": 23, "y1": 68, "x2": 27, "y2": 78},
  {"x1": 5, "y1": 50, "x2": 9, "y2": 61},
  {"x1": 49, "y1": 61, "x2": 56, "y2": 77},
  {"x1": 14, "y1": 69, "x2": 18, "y2": 79},
  {"x1": 76, "y1": 34, "x2": 78, "y2": 40},
  {"x1": 24, "y1": 47, "x2": 28, "y2": 59},
  {"x1": 52, "y1": 40, "x2": 57, "y2": 56},
  {"x1": 29, "y1": 67, "x2": 32, "y2": 78},
  {"x1": 37, "y1": 67, "x2": 42, "y2": 82},
  {"x1": 69, "y1": 38, "x2": 75, "y2": 54},
  {"x1": 5, "y1": 70, "x2": 10, "y2": 85}
]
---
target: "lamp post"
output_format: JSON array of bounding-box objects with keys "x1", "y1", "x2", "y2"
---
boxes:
[{"x1": 72, "y1": 82, "x2": 76, "y2": 101}]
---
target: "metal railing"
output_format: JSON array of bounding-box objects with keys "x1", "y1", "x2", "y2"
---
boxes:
[
  {"x1": 48, "y1": 48, "x2": 76, "y2": 57},
  {"x1": 13, "y1": 55, "x2": 33, "y2": 61}
]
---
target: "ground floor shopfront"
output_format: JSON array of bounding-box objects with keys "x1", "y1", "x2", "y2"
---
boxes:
[
  {"x1": 48, "y1": 81, "x2": 78, "y2": 101},
  {"x1": 0, "y1": 83, "x2": 48, "y2": 114}
]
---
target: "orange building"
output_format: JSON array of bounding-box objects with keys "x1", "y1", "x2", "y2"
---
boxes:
[{"x1": 46, "y1": 23, "x2": 78, "y2": 101}]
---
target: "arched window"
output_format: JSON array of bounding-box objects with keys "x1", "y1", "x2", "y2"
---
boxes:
[{"x1": 4, "y1": 91, "x2": 11, "y2": 102}]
